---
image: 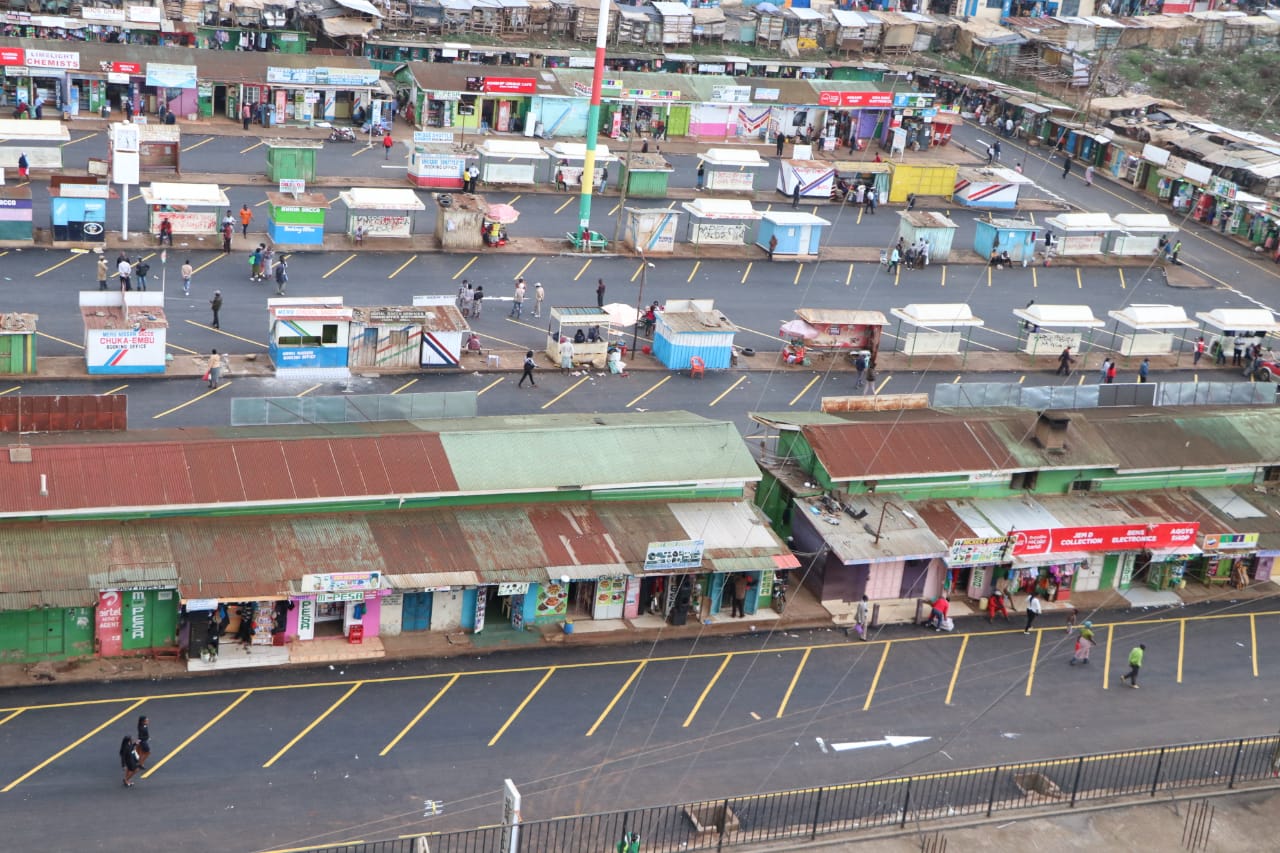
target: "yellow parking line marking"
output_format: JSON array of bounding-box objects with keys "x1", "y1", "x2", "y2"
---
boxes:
[
  {"x1": 388, "y1": 255, "x2": 418, "y2": 279},
  {"x1": 688, "y1": 260, "x2": 701, "y2": 283},
  {"x1": 490, "y1": 668, "x2": 556, "y2": 746},
  {"x1": 856, "y1": 206, "x2": 863, "y2": 225},
  {"x1": 587, "y1": 662, "x2": 646, "y2": 737},
  {"x1": 144, "y1": 690, "x2": 254, "y2": 778},
  {"x1": 166, "y1": 342, "x2": 199, "y2": 355},
  {"x1": 626, "y1": 375, "x2": 669, "y2": 408},
  {"x1": 1078, "y1": 373, "x2": 1085, "y2": 386},
  {"x1": 181, "y1": 137, "x2": 213, "y2": 153},
  {"x1": 895, "y1": 264, "x2": 901, "y2": 286},
  {"x1": 864, "y1": 642, "x2": 890, "y2": 710},
  {"x1": 0, "y1": 708, "x2": 22, "y2": 728},
  {"x1": 1025, "y1": 630, "x2": 1042, "y2": 696},
  {"x1": 513, "y1": 257, "x2": 536, "y2": 280},
  {"x1": 789, "y1": 375, "x2": 819, "y2": 406},
  {"x1": 0, "y1": 385, "x2": 20, "y2": 396},
  {"x1": 741, "y1": 262, "x2": 753, "y2": 284},
  {"x1": 986, "y1": 266, "x2": 991, "y2": 287},
  {"x1": 1029, "y1": 212, "x2": 1035, "y2": 225},
  {"x1": 1019, "y1": 374, "x2": 1026, "y2": 384},
  {"x1": 793, "y1": 264, "x2": 803, "y2": 286},
  {"x1": 845, "y1": 263, "x2": 854, "y2": 286},
  {"x1": 240, "y1": 140, "x2": 265, "y2": 154},
  {"x1": 683, "y1": 654, "x2": 732, "y2": 727},
  {"x1": 128, "y1": 192, "x2": 142, "y2": 202},
  {"x1": 104, "y1": 384, "x2": 128, "y2": 395},
  {"x1": 631, "y1": 262, "x2": 644, "y2": 282},
  {"x1": 542, "y1": 375, "x2": 590, "y2": 410},
  {"x1": 38, "y1": 331, "x2": 83, "y2": 349},
  {"x1": 34, "y1": 253, "x2": 84, "y2": 277},
  {"x1": 381, "y1": 674, "x2": 458, "y2": 756},
  {"x1": 322, "y1": 253, "x2": 357, "y2": 279},
  {"x1": 1103, "y1": 624, "x2": 1114, "y2": 689},
  {"x1": 452, "y1": 255, "x2": 478, "y2": 280},
  {"x1": 192, "y1": 254, "x2": 225, "y2": 275},
  {"x1": 1077, "y1": 268, "x2": 1083, "y2": 289},
  {"x1": 264, "y1": 682, "x2": 363, "y2": 768},
  {"x1": 944, "y1": 635, "x2": 968, "y2": 705},
  {"x1": 554, "y1": 197, "x2": 574, "y2": 214},
  {"x1": 709, "y1": 375, "x2": 745, "y2": 407},
  {"x1": 296, "y1": 384, "x2": 322, "y2": 397},
  {"x1": 390, "y1": 378, "x2": 418, "y2": 395},
  {"x1": 1118, "y1": 268, "x2": 1126, "y2": 289},
  {"x1": 61, "y1": 132, "x2": 98, "y2": 148},
  {"x1": 776, "y1": 648, "x2": 811, "y2": 718},
  {"x1": 1251, "y1": 614, "x2": 1259, "y2": 677},
  {"x1": 2, "y1": 698, "x2": 145, "y2": 792},
  {"x1": 574, "y1": 258, "x2": 592, "y2": 281},
  {"x1": 152, "y1": 382, "x2": 232, "y2": 419},
  {"x1": 477, "y1": 377, "x2": 504, "y2": 396},
  {"x1": 255, "y1": 199, "x2": 270, "y2": 207},
  {"x1": 1032, "y1": 267, "x2": 1038, "y2": 288},
  {"x1": 264, "y1": 844, "x2": 364, "y2": 853},
  {"x1": 1177, "y1": 618, "x2": 1185, "y2": 684},
  {"x1": 874, "y1": 374, "x2": 891, "y2": 394},
  {"x1": 508, "y1": 195, "x2": 521, "y2": 205},
  {"x1": 351, "y1": 144, "x2": 374, "y2": 158},
  {"x1": 940, "y1": 265, "x2": 946, "y2": 288},
  {"x1": 766, "y1": 204, "x2": 772, "y2": 213},
  {"x1": 183, "y1": 320, "x2": 268, "y2": 348},
  {"x1": 608, "y1": 202, "x2": 620, "y2": 215},
  {"x1": 0, "y1": 251, "x2": 8, "y2": 258}
]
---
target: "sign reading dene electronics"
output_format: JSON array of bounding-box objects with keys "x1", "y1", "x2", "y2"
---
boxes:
[{"x1": 1010, "y1": 522, "x2": 1200, "y2": 557}]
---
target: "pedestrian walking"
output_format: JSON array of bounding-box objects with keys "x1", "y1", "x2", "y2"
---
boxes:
[
  {"x1": 518, "y1": 350, "x2": 537, "y2": 387},
  {"x1": 241, "y1": 102, "x2": 251, "y2": 131},
  {"x1": 133, "y1": 257, "x2": 150, "y2": 291},
  {"x1": 791, "y1": 183, "x2": 801, "y2": 209},
  {"x1": 599, "y1": 165, "x2": 608, "y2": 193},
  {"x1": 987, "y1": 587, "x2": 1012, "y2": 623},
  {"x1": 1119, "y1": 644, "x2": 1146, "y2": 688},
  {"x1": 1193, "y1": 336, "x2": 1206, "y2": 365},
  {"x1": 1106, "y1": 361, "x2": 1117, "y2": 384},
  {"x1": 596, "y1": 278, "x2": 606, "y2": 308},
  {"x1": 1005, "y1": 116, "x2": 1014, "y2": 137},
  {"x1": 559, "y1": 336, "x2": 575, "y2": 373},
  {"x1": 249, "y1": 246, "x2": 261, "y2": 282},
  {"x1": 854, "y1": 351, "x2": 868, "y2": 388},
  {"x1": 17, "y1": 151, "x2": 28, "y2": 179},
  {"x1": 533, "y1": 282, "x2": 545, "y2": 318},
  {"x1": 1138, "y1": 358, "x2": 1149, "y2": 383},
  {"x1": 866, "y1": 187, "x2": 877, "y2": 214},
  {"x1": 696, "y1": 161, "x2": 705, "y2": 190},
  {"x1": 221, "y1": 221, "x2": 233, "y2": 253},
  {"x1": 117, "y1": 257, "x2": 132, "y2": 291},
  {"x1": 261, "y1": 246, "x2": 274, "y2": 278},
  {"x1": 382, "y1": 132, "x2": 394, "y2": 159},
  {"x1": 640, "y1": 139, "x2": 649, "y2": 154},
  {"x1": 1023, "y1": 594, "x2": 1041, "y2": 634},
  {"x1": 136, "y1": 716, "x2": 152, "y2": 769},
  {"x1": 511, "y1": 279, "x2": 526, "y2": 318},
  {"x1": 120, "y1": 736, "x2": 140, "y2": 787},
  {"x1": 207, "y1": 350, "x2": 223, "y2": 389},
  {"x1": 461, "y1": 283, "x2": 474, "y2": 317},
  {"x1": 775, "y1": 133, "x2": 785, "y2": 157},
  {"x1": 730, "y1": 573, "x2": 750, "y2": 618},
  {"x1": 1171, "y1": 240, "x2": 1182, "y2": 264},
  {"x1": 1069, "y1": 621, "x2": 1095, "y2": 665},
  {"x1": 1062, "y1": 157, "x2": 1072, "y2": 179},
  {"x1": 239, "y1": 204, "x2": 252, "y2": 238},
  {"x1": 274, "y1": 257, "x2": 288, "y2": 295},
  {"x1": 209, "y1": 291, "x2": 222, "y2": 329},
  {"x1": 985, "y1": 144, "x2": 994, "y2": 165},
  {"x1": 1084, "y1": 164, "x2": 1095, "y2": 186},
  {"x1": 97, "y1": 254, "x2": 108, "y2": 291},
  {"x1": 1233, "y1": 334, "x2": 1246, "y2": 366},
  {"x1": 887, "y1": 247, "x2": 900, "y2": 273},
  {"x1": 993, "y1": 140, "x2": 1002, "y2": 161},
  {"x1": 853, "y1": 594, "x2": 870, "y2": 640},
  {"x1": 471, "y1": 284, "x2": 484, "y2": 317},
  {"x1": 1099, "y1": 358, "x2": 1112, "y2": 384},
  {"x1": 181, "y1": 259, "x2": 193, "y2": 296}
]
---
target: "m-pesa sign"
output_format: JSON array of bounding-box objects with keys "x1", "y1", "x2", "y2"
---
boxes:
[
  {"x1": 1010, "y1": 522, "x2": 1200, "y2": 557},
  {"x1": 0, "y1": 47, "x2": 79, "y2": 69},
  {"x1": 817, "y1": 91, "x2": 894, "y2": 109}
]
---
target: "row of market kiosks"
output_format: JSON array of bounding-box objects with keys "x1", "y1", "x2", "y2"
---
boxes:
[{"x1": 972, "y1": 212, "x2": 1180, "y2": 264}]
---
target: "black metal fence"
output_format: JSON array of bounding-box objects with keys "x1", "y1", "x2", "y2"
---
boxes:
[{"x1": 296, "y1": 734, "x2": 1280, "y2": 853}]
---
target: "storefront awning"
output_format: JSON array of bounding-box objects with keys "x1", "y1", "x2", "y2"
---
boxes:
[
  {"x1": 478, "y1": 567, "x2": 552, "y2": 584},
  {"x1": 549, "y1": 564, "x2": 631, "y2": 580},
  {"x1": 322, "y1": 17, "x2": 379, "y2": 37},
  {"x1": 1012, "y1": 551, "x2": 1092, "y2": 567},
  {"x1": 386, "y1": 571, "x2": 481, "y2": 589},
  {"x1": 710, "y1": 554, "x2": 801, "y2": 573}
]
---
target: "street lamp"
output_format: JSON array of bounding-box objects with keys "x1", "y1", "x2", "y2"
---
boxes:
[{"x1": 631, "y1": 250, "x2": 655, "y2": 352}]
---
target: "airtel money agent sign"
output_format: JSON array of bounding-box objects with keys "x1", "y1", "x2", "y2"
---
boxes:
[{"x1": 1010, "y1": 522, "x2": 1200, "y2": 557}]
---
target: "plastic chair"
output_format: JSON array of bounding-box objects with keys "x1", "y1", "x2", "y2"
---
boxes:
[{"x1": 690, "y1": 356, "x2": 705, "y2": 379}]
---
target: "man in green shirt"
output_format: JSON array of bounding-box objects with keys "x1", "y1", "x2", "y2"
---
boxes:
[{"x1": 1120, "y1": 644, "x2": 1146, "y2": 688}]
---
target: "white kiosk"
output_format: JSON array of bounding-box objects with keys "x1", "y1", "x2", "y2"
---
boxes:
[
  {"x1": 544, "y1": 141, "x2": 619, "y2": 189},
  {"x1": 336, "y1": 188, "x2": 427, "y2": 239},
  {"x1": 1013, "y1": 303, "x2": 1105, "y2": 363},
  {"x1": 889, "y1": 303, "x2": 984, "y2": 365},
  {"x1": 476, "y1": 139, "x2": 550, "y2": 185},
  {"x1": 1043, "y1": 212, "x2": 1117, "y2": 258},
  {"x1": 698, "y1": 147, "x2": 770, "y2": 192},
  {"x1": 80, "y1": 291, "x2": 168, "y2": 375},
  {"x1": 1194, "y1": 308, "x2": 1280, "y2": 362},
  {"x1": 140, "y1": 182, "x2": 231, "y2": 236},
  {"x1": 1106, "y1": 304, "x2": 1198, "y2": 358},
  {"x1": 1109, "y1": 213, "x2": 1177, "y2": 257}
]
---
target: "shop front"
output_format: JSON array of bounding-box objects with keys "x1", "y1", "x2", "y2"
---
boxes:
[
  {"x1": 139, "y1": 182, "x2": 229, "y2": 236},
  {"x1": 1194, "y1": 532, "x2": 1260, "y2": 588},
  {"x1": 941, "y1": 536, "x2": 1011, "y2": 601},
  {"x1": 267, "y1": 297, "x2": 354, "y2": 379},
  {"x1": 80, "y1": 291, "x2": 168, "y2": 375},
  {"x1": 183, "y1": 598, "x2": 290, "y2": 666},
  {"x1": 258, "y1": 65, "x2": 383, "y2": 126},
  {"x1": 0, "y1": 44, "x2": 77, "y2": 117},
  {"x1": 289, "y1": 571, "x2": 388, "y2": 643},
  {"x1": 0, "y1": 598, "x2": 94, "y2": 663},
  {"x1": 96, "y1": 583, "x2": 179, "y2": 658}
]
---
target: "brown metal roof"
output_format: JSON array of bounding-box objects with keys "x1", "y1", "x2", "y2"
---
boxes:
[
  {"x1": 913, "y1": 501, "x2": 981, "y2": 544},
  {"x1": 528, "y1": 505, "x2": 627, "y2": 571},
  {"x1": 405, "y1": 62, "x2": 562, "y2": 96},
  {"x1": 594, "y1": 502, "x2": 690, "y2": 569},
  {"x1": 367, "y1": 511, "x2": 475, "y2": 576},
  {"x1": 803, "y1": 420, "x2": 1009, "y2": 482}
]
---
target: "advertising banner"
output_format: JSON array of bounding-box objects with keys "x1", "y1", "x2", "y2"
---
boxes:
[
  {"x1": 145, "y1": 63, "x2": 197, "y2": 89},
  {"x1": 483, "y1": 76, "x2": 536, "y2": 95},
  {"x1": 88, "y1": 327, "x2": 167, "y2": 373},
  {"x1": 643, "y1": 539, "x2": 706, "y2": 572},
  {"x1": 96, "y1": 590, "x2": 123, "y2": 656},
  {"x1": 1010, "y1": 522, "x2": 1200, "y2": 557}
]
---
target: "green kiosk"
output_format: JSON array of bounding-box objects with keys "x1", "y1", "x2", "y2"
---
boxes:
[
  {"x1": 264, "y1": 139, "x2": 324, "y2": 184},
  {"x1": 266, "y1": 181, "x2": 329, "y2": 247}
]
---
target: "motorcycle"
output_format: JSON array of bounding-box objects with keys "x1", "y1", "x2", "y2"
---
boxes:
[{"x1": 328, "y1": 127, "x2": 356, "y2": 143}]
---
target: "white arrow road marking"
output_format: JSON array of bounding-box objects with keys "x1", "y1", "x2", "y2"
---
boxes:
[{"x1": 817, "y1": 735, "x2": 931, "y2": 753}]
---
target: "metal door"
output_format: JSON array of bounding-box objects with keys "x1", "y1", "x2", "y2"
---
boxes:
[
  {"x1": 666, "y1": 105, "x2": 691, "y2": 137},
  {"x1": 402, "y1": 592, "x2": 433, "y2": 632}
]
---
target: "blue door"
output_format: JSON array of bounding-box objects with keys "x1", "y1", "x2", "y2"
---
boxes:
[{"x1": 401, "y1": 592, "x2": 433, "y2": 632}]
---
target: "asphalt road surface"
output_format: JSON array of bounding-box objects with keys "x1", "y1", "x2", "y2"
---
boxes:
[{"x1": 0, "y1": 599, "x2": 1276, "y2": 852}]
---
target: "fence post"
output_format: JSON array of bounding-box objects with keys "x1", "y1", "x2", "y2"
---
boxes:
[
  {"x1": 716, "y1": 798, "x2": 730, "y2": 852},
  {"x1": 1227, "y1": 739, "x2": 1246, "y2": 789},
  {"x1": 985, "y1": 766, "x2": 1001, "y2": 817},
  {"x1": 810, "y1": 786, "x2": 825, "y2": 840},
  {"x1": 1069, "y1": 757, "x2": 1085, "y2": 807},
  {"x1": 900, "y1": 777, "x2": 912, "y2": 829},
  {"x1": 1150, "y1": 747, "x2": 1166, "y2": 797}
]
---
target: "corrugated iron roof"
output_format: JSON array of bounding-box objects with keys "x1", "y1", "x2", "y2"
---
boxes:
[
  {"x1": 804, "y1": 420, "x2": 1010, "y2": 482},
  {"x1": 794, "y1": 496, "x2": 946, "y2": 564},
  {"x1": 529, "y1": 505, "x2": 626, "y2": 572}
]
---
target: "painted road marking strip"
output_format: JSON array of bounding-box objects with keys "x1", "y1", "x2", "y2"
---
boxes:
[
  {"x1": 489, "y1": 668, "x2": 557, "y2": 746},
  {"x1": 477, "y1": 377, "x2": 504, "y2": 396},
  {"x1": 390, "y1": 378, "x2": 418, "y2": 395},
  {"x1": 741, "y1": 262, "x2": 753, "y2": 285},
  {"x1": 0, "y1": 385, "x2": 21, "y2": 396},
  {"x1": 513, "y1": 257, "x2": 536, "y2": 280},
  {"x1": 608, "y1": 202, "x2": 620, "y2": 216},
  {"x1": 709, "y1": 375, "x2": 745, "y2": 407},
  {"x1": 586, "y1": 662, "x2": 646, "y2": 737},
  {"x1": 452, "y1": 256, "x2": 478, "y2": 280},
  {"x1": 1032, "y1": 267, "x2": 1038, "y2": 288},
  {"x1": 542, "y1": 375, "x2": 590, "y2": 410},
  {"x1": 940, "y1": 265, "x2": 946, "y2": 288},
  {"x1": 264, "y1": 682, "x2": 363, "y2": 768},
  {"x1": 37, "y1": 331, "x2": 83, "y2": 349},
  {"x1": 1251, "y1": 614, "x2": 1259, "y2": 678},
  {"x1": 61, "y1": 132, "x2": 99, "y2": 148},
  {"x1": 1104, "y1": 625, "x2": 1114, "y2": 689},
  {"x1": 2, "y1": 699, "x2": 145, "y2": 792},
  {"x1": 776, "y1": 648, "x2": 811, "y2": 718},
  {"x1": 944, "y1": 635, "x2": 968, "y2": 705},
  {"x1": 683, "y1": 654, "x2": 733, "y2": 728},
  {"x1": 554, "y1": 197, "x2": 574, "y2": 214},
  {"x1": 296, "y1": 384, "x2": 322, "y2": 397},
  {"x1": 240, "y1": 141, "x2": 265, "y2": 154},
  {"x1": 152, "y1": 381, "x2": 231, "y2": 419},
  {"x1": 626, "y1": 375, "x2": 669, "y2": 408},
  {"x1": 381, "y1": 674, "x2": 458, "y2": 756},
  {"x1": 388, "y1": 255, "x2": 417, "y2": 279},
  {"x1": 1026, "y1": 630, "x2": 1042, "y2": 697},
  {"x1": 191, "y1": 254, "x2": 225, "y2": 275},
  {"x1": 143, "y1": 690, "x2": 254, "y2": 778},
  {"x1": 864, "y1": 642, "x2": 890, "y2": 711},
  {"x1": 322, "y1": 254, "x2": 357, "y2": 279},
  {"x1": 181, "y1": 137, "x2": 213, "y2": 153},
  {"x1": 793, "y1": 264, "x2": 804, "y2": 286},
  {"x1": 845, "y1": 263, "x2": 854, "y2": 286},
  {"x1": 574, "y1": 259, "x2": 592, "y2": 281},
  {"x1": 0, "y1": 709, "x2": 23, "y2": 727},
  {"x1": 687, "y1": 260, "x2": 700, "y2": 283},
  {"x1": 166, "y1": 342, "x2": 199, "y2": 355},
  {"x1": 34, "y1": 253, "x2": 84, "y2": 278},
  {"x1": 631, "y1": 262, "x2": 644, "y2": 283},
  {"x1": 1077, "y1": 268, "x2": 1083, "y2": 289},
  {"x1": 508, "y1": 195, "x2": 521, "y2": 205},
  {"x1": 875, "y1": 374, "x2": 891, "y2": 394},
  {"x1": 789, "y1": 375, "x2": 819, "y2": 406},
  {"x1": 1118, "y1": 268, "x2": 1126, "y2": 290},
  {"x1": 104, "y1": 385, "x2": 128, "y2": 395},
  {"x1": 1178, "y1": 618, "x2": 1185, "y2": 684},
  {"x1": 183, "y1": 320, "x2": 268, "y2": 348}
]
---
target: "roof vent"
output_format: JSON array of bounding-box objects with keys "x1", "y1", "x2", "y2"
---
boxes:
[
  {"x1": 8, "y1": 446, "x2": 31, "y2": 463},
  {"x1": 1034, "y1": 410, "x2": 1070, "y2": 452}
]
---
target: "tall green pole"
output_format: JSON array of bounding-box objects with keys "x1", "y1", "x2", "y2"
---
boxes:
[{"x1": 577, "y1": 0, "x2": 611, "y2": 245}]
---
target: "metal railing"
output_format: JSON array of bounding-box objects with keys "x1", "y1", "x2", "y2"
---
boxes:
[{"x1": 293, "y1": 734, "x2": 1280, "y2": 853}]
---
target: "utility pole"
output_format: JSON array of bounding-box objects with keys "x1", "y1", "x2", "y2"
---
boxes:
[
  {"x1": 577, "y1": 0, "x2": 610, "y2": 245},
  {"x1": 613, "y1": 96, "x2": 637, "y2": 243}
]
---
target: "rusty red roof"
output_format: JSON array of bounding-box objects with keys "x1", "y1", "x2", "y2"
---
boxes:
[
  {"x1": 803, "y1": 421, "x2": 1011, "y2": 482},
  {"x1": 529, "y1": 505, "x2": 626, "y2": 570}
]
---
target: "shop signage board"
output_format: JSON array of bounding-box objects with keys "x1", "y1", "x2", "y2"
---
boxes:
[
  {"x1": 317, "y1": 590, "x2": 367, "y2": 602},
  {"x1": 1010, "y1": 522, "x2": 1200, "y2": 557},
  {"x1": 498, "y1": 582, "x2": 529, "y2": 595},
  {"x1": 413, "y1": 130, "x2": 453, "y2": 145},
  {"x1": 266, "y1": 66, "x2": 380, "y2": 88},
  {"x1": 1202, "y1": 532, "x2": 1259, "y2": 551},
  {"x1": 754, "y1": 88, "x2": 780, "y2": 101},
  {"x1": 154, "y1": 210, "x2": 214, "y2": 234},
  {"x1": 710, "y1": 85, "x2": 751, "y2": 104},
  {"x1": 302, "y1": 570, "x2": 382, "y2": 592},
  {"x1": 946, "y1": 536, "x2": 1009, "y2": 566},
  {"x1": 501, "y1": 779, "x2": 522, "y2": 853},
  {"x1": 96, "y1": 590, "x2": 123, "y2": 656},
  {"x1": 110, "y1": 61, "x2": 141, "y2": 75},
  {"x1": 296, "y1": 598, "x2": 315, "y2": 640},
  {"x1": 146, "y1": 63, "x2": 197, "y2": 89},
  {"x1": 893, "y1": 92, "x2": 935, "y2": 109},
  {"x1": 643, "y1": 539, "x2": 705, "y2": 571},
  {"x1": 483, "y1": 77, "x2": 536, "y2": 95},
  {"x1": 350, "y1": 213, "x2": 412, "y2": 238},
  {"x1": 185, "y1": 598, "x2": 218, "y2": 611},
  {"x1": 817, "y1": 91, "x2": 894, "y2": 108},
  {"x1": 0, "y1": 47, "x2": 78, "y2": 69},
  {"x1": 278, "y1": 178, "x2": 306, "y2": 194},
  {"x1": 88, "y1": 327, "x2": 166, "y2": 374}
]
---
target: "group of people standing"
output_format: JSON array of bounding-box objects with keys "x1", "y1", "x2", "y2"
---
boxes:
[{"x1": 119, "y1": 715, "x2": 152, "y2": 787}]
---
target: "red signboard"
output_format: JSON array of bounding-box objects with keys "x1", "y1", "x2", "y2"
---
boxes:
[
  {"x1": 1010, "y1": 522, "x2": 1200, "y2": 557},
  {"x1": 484, "y1": 77, "x2": 536, "y2": 95},
  {"x1": 96, "y1": 590, "x2": 123, "y2": 657},
  {"x1": 0, "y1": 47, "x2": 23, "y2": 66},
  {"x1": 111, "y1": 61, "x2": 142, "y2": 75},
  {"x1": 817, "y1": 91, "x2": 894, "y2": 109}
]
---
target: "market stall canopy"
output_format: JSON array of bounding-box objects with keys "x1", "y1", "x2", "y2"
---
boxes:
[
  {"x1": 890, "y1": 303, "x2": 984, "y2": 328},
  {"x1": 780, "y1": 318, "x2": 818, "y2": 340},
  {"x1": 761, "y1": 211, "x2": 832, "y2": 227},
  {"x1": 681, "y1": 198, "x2": 762, "y2": 220},
  {"x1": 1044, "y1": 212, "x2": 1119, "y2": 232},
  {"x1": 338, "y1": 188, "x2": 427, "y2": 211},
  {"x1": 795, "y1": 308, "x2": 888, "y2": 327},
  {"x1": 140, "y1": 182, "x2": 230, "y2": 208},
  {"x1": 477, "y1": 139, "x2": 547, "y2": 160},
  {"x1": 621, "y1": 152, "x2": 674, "y2": 173},
  {"x1": 483, "y1": 203, "x2": 519, "y2": 224},
  {"x1": 699, "y1": 148, "x2": 769, "y2": 168},
  {"x1": 601, "y1": 302, "x2": 639, "y2": 328},
  {"x1": 1111, "y1": 213, "x2": 1177, "y2": 234},
  {"x1": 543, "y1": 141, "x2": 619, "y2": 163},
  {"x1": 1195, "y1": 308, "x2": 1280, "y2": 333},
  {"x1": 956, "y1": 165, "x2": 1034, "y2": 185},
  {"x1": 0, "y1": 119, "x2": 70, "y2": 143},
  {"x1": 1107, "y1": 304, "x2": 1197, "y2": 331},
  {"x1": 1013, "y1": 304, "x2": 1105, "y2": 329}
]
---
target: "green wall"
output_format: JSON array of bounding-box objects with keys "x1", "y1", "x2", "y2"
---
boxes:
[{"x1": 0, "y1": 607, "x2": 94, "y2": 663}]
